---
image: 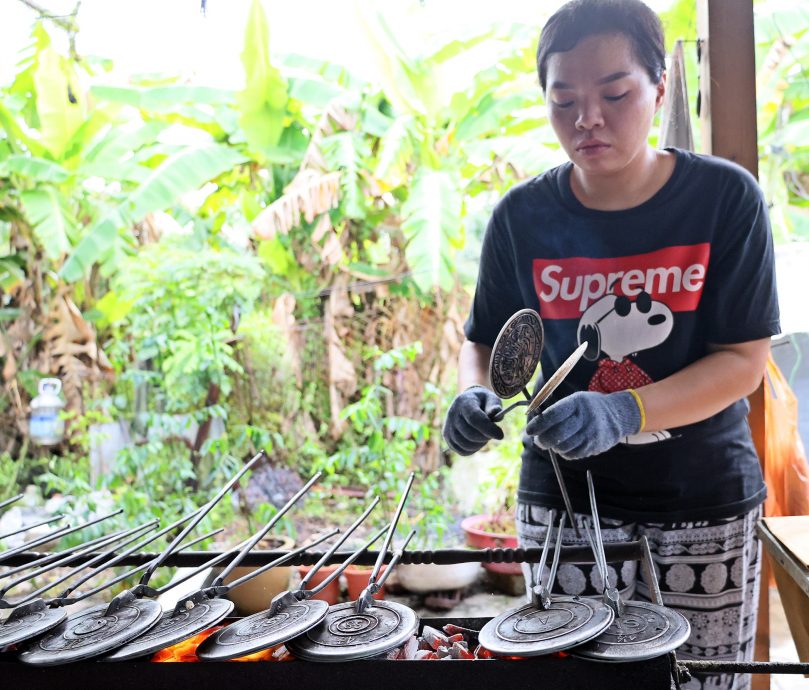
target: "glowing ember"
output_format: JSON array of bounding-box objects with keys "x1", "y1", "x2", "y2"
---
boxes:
[{"x1": 151, "y1": 627, "x2": 291, "y2": 663}]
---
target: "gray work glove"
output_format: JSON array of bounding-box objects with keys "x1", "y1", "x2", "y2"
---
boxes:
[
  {"x1": 525, "y1": 390, "x2": 642, "y2": 460},
  {"x1": 443, "y1": 385, "x2": 504, "y2": 456}
]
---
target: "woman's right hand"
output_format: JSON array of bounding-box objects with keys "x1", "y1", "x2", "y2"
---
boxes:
[{"x1": 442, "y1": 385, "x2": 504, "y2": 455}]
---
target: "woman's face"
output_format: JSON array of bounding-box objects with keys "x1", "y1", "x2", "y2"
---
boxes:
[{"x1": 545, "y1": 33, "x2": 665, "y2": 176}]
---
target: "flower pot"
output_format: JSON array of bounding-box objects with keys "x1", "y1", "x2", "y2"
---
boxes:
[
  {"x1": 217, "y1": 535, "x2": 295, "y2": 615},
  {"x1": 396, "y1": 561, "x2": 481, "y2": 593},
  {"x1": 296, "y1": 563, "x2": 340, "y2": 605},
  {"x1": 343, "y1": 565, "x2": 386, "y2": 602},
  {"x1": 460, "y1": 514, "x2": 521, "y2": 575}
]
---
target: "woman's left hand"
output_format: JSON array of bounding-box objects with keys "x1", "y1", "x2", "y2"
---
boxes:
[{"x1": 526, "y1": 390, "x2": 643, "y2": 460}]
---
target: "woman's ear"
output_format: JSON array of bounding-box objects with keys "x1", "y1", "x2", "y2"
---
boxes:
[{"x1": 655, "y1": 71, "x2": 667, "y2": 110}]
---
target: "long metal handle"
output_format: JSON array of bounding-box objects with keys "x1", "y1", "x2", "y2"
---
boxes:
[
  {"x1": 0, "y1": 494, "x2": 23, "y2": 512},
  {"x1": 299, "y1": 498, "x2": 379, "y2": 591},
  {"x1": 66, "y1": 529, "x2": 221, "y2": 604},
  {"x1": 374, "y1": 529, "x2": 415, "y2": 589},
  {"x1": 212, "y1": 471, "x2": 320, "y2": 587},
  {"x1": 223, "y1": 529, "x2": 338, "y2": 592},
  {"x1": 307, "y1": 525, "x2": 389, "y2": 596},
  {"x1": 0, "y1": 514, "x2": 64, "y2": 541},
  {"x1": 368, "y1": 472, "x2": 414, "y2": 588},
  {"x1": 0, "y1": 521, "x2": 158, "y2": 599},
  {"x1": 546, "y1": 447, "x2": 581, "y2": 538},
  {"x1": 532, "y1": 509, "x2": 557, "y2": 590},
  {"x1": 0, "y1": 509, "x2": 122, "y2": 564},
  {"x1": 5, "y1": 522, "x2": 159, "y2": 606},
  {"x1": 585, "y1": 470, "x2": 609, "y2": 588},
  {"x1": 153, "y1": 538, "x2": 252, "y2": 596},
  {"x1": 57, "y1": 510, "x2": 207, "y2": 600},
  {"x1": 356, "y1": 529, "x2": 416, "y2": 614},
  {"x1": 0, "y1": 529, "x2": 130, "y2": 581},
  {"x1": 139, "y1": 451, "x2": 264, "y2": 584},
  {"x1": 546, "y1": 513, "x2": 566, "y2": 593}
]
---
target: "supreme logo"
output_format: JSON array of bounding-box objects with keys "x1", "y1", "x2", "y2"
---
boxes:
[{"x1": 533, "y1": 244, "x2": 710, "y2": 319}]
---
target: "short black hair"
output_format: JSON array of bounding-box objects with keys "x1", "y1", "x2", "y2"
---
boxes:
[{"x1": 537, "y1": 0, "x2": 666, "y2": 91}]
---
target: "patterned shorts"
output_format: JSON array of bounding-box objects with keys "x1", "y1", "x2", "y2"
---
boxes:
[{"x1": 516, "y1": 503, "x2": 762, "y2": 690}]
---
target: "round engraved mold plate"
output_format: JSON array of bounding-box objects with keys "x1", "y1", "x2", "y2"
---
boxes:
[
  {"x1": 104, "y1": 597, "x2": 234, "y2": 662},
  {"x1": 285, "y1": 600, "x2": 418, "y2": 662},
  {"x1": 479, "y1": 596, "x2": 614, "y2": 657},
  {"x1": 489, "y1": 309, "x2": 544, "y2": 400},
  {"x1": 0, "y1": 607, "x2": 66, "y2": 648},
  {"x1": 572, "y1": 600, "x2": 691, "y2": 663},
  {"x1": 196, "y1": 599, "x2": 329, "y2": 662},
  {"x1": 19, "y1": 598, "x2": 162, "y2": 666}
]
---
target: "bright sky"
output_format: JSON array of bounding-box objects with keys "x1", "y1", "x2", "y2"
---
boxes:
[{"x1": 0, "y1": 0, "x2": 675, "y2": 88}]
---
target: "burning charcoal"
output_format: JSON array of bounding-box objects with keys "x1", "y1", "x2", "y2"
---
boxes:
[
  {"x1": 418, "y1": 638, "x2": 433, "y2": 651},
  {"x1": 272, "y1": 645, "x2": 294, "y2": 662},
  {"x1": 435, "y1": 645, "x2": 450, "y2": 658},
  {"x1": 386, "y1": 647, "x2": 402, "y2": 660},
  {"x1": 422, "y1": 625, "x2": 450, "y2": 650},
  {"x1": 414, "y1": 649, "x2": 438, "y2": 660},
  {"x1": 449, "y1": 642, "x2": 475, "y2": 660},
  {"x1": 442, "y1": 623, "x2": 479, "y2": 640},
  {"x1": 400, "y1": 636, "x2": 419, "y2": 660},
  {"x1": 447, "y1": 633, "x2": 465, "y2": 644},
  {"x1": 473, "y1": 644, "x2": 494, "y2": 659}
]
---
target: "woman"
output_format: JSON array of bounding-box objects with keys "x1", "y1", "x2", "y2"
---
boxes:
[{"x1": 442, "y1": 1, "x2": 779, "y2": 688}]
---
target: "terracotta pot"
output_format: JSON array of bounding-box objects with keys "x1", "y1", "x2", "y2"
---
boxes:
[
  {"x1": 343, "y1": 565, "x2": 386, "y2": 602},
  {"x1": 217, "y1": 535, "x2": 295, "y2": 615},
  {"x1": 460, "y1": 514, "x2": 521, "y2": 575},
  {"x1": 296, "y1": 563, "x2": 340, "y2": 605}
]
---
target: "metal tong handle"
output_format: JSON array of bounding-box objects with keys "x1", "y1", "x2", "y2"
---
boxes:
[
  {"x1": 528, "y1": 509, "x2": 557, "y2": 609},
  {"x1": 154, "y1": 537, "x2": 252, "y2": 597},
  {"x1": 0, "y1": 520, "x2": 158, "y2": 601},
  {"x1": 299, "y1": 498, "x2": 379, "y2": 591},
  {"x1": 66, "y1": 529, "x2": 221, "y2": 604},
  {"x1": 546, "y1": 513, "x2": 566, "y2": 597},
  {"x1": 585, "y1": 470, "x2": 623, "y2": 615},
  {"x1": 211, "y1": 471, "x2": 321, "y2": 587},
  {"x1": 57, "y1": 509, "x2": 207, "y2": 601},
  {"x1": 0, "y1": 529, "x2": 136, "y2": 581},
  {"x1": 223, "y1": 529, "x2": 338, "y2": 593},
  {"x1": 356, "y1": 529, "x2": 416, "y2": 614},
  {"x1": 4, "y1": 521, "x2": 159, "y2": 607},
  {"x1": 307, "y1": 524, "x2": 389, "y2": 597},
  {"x1": 0, "y1": 509, "x2": 122, "y2": 564},
  {"x1": 0, "y1": 514, "x2": 65, "y2": 541},
  {"x1": 0, "y1": 493, "x2": 24, "y2": 512},
  {"x1": 546, "y1": 448, "x2": 580, "y2": 538},
  {"x1": 139, "y1": 451, "x2": 264, "y2": 585},
  {"x1": 367, "y1": 472, "x2": 415, "y2": 590},
  {"x1": 490, "y1": 387, "x2": 532, "y2": 422}
]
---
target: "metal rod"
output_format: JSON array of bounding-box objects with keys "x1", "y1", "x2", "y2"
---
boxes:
[
  {"x1": 546, "y1": 514, "x2": 566, "y2": 591},
  {"x1": 373, "y1": 529, "x2": 415, "y2": 590},
  {"x1": 547, "y1": 448, "x2": 580, "y2": 538},
  {"x1": 0, "y1": 542, "x2": 651, "y2": 568},
  {"x1": 212, "y1": 471, "x2": 320, "y2": 587},
  {"x1": 0, "y1": 494, "x2": 23, "y2": 512},
  {"x1": 308, "y1": 525, "x2": 389, "y2": 596},
  {"x1": 299, "y1": 498, "x2": 379, "y2": 591},
  {"x1": 639, "y1": 535, "x2": 664, "y2": 607},
  {"x1": 224, "y1": 529, "x2": 338, "y2": 591},
  {"x1": 152, "y1": 538, "x2": 252, "y2": 596},
  {"x1": 67, "y1": 529, "x2": 221, "y2": 603},
  {"x1": 138, "y1": 451, "x2": 264, "y2": 585},
  {"x1": 0, "y1": 509, "x2": 121, "y2": 564},
  {"x1": 533, "y1": 509, "x2": 556, "y2": 589},
  {"x1": 368, "y1": 472, "x2": 414, "y2": 587},
  {"x1": 0, "y1": 529, "x2": 130, "y2": 581},
  {"x1": 57, "y1": 511, "x2": 208, "y2": 600},
  {"x1": 585, "y1": 470, "x2": 609, "y2": 588},
  {"x1": 0, "y1": 521, "x2": 158, "y2": 600},
  {"x1": 0, "y1": 514, "x2": 64, "y2": 541}
]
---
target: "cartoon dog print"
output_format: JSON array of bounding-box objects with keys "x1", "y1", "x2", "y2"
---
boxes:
[{"x1": 577, "y1": 291, "x2": 673, "y2": 444}]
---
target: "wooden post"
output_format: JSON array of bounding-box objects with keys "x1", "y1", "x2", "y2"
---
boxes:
[{"x1": 697, "y1": 2, "x2": 768, "y2": 688}]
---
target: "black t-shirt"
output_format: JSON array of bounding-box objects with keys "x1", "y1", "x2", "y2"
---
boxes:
[{"x1": 464, "y1": 149, "x2": 781, "y2": 522}]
